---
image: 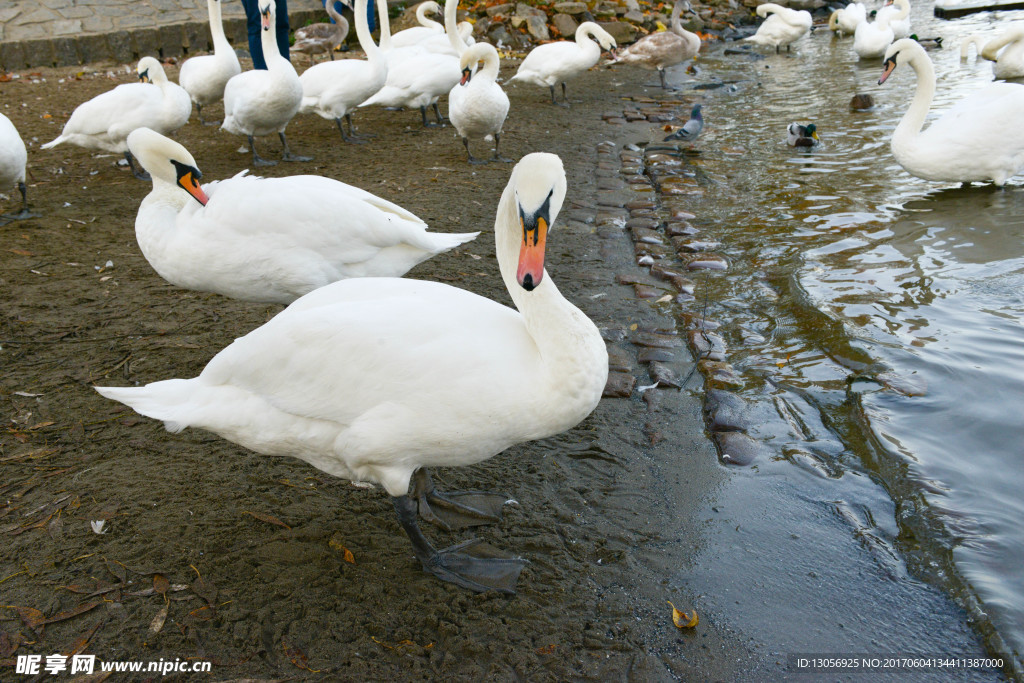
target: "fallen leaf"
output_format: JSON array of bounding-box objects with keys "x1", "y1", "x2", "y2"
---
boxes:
[
  {"x1": 149, "y1": 605, "x2": 168, "y2": 634},
  {"x1": 536, "y1": 643, "x2": 557, "y2": 655},
  {"x1": 153, "y1": 574, "x2": 170, "y2": 603},
  {"x1": 283, "y1": 639, "x2": 320, "y2": 672},
  {"x1": 329, "y1": 534, "x2": 356, "y2": 564},
  {"x1": 667, "y1": 600, "x2": 698, "y2": 628},
  {"x1": 242, "y1": 510, "x2": 290, "y2": 529},
  {"x1": 39, "y1": 600, "x2": 102, "y2": 626},
  {"x1": 7, "y1": 248, "x2": 32, "y2": 256}
]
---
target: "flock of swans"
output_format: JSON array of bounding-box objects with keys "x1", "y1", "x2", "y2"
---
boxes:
[{"x1": 3, "y1": 0, "x2": 1024, "y2": 593}]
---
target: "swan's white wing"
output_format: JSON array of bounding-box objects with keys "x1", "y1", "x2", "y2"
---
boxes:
[{"x1": 62, "y1": 84, "x2": 164, "y2": 137}]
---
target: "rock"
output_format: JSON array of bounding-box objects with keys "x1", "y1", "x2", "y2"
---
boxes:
[
  {"x1": 554, "y1": 1, "x2": 589, "y2": 14},
  {"x1": 486, "y1": 3, "x2": 514, "y2": 17},
  {"x1": 624, "y1": 10, "x2": 645, "y2": 23},
  {"x1": 393, "y1": 3, "x2": 429, "y2": 32},
  {"x1": 649, "y1": 362, "x2": 683, "y2": 388},
  {"x1": 598, "y1": 20, "x2": 637, "y2": 44},
  {"x1": 603, "y1": 371, "x2": 636, "y2": 398},
  {"x1": 638, "y1": 348, "x2": 675, "y2": 363},
  {"x1": 552, "y1": 12, "x2": 579, "y2": 36},
  {"x1": 487, "y1": 24, "x2": 531, "y2": 50},
  {"x1": 705, "y1": 389, "x2": 752, "y2": 432},
  {"x1": 632, "y1": 332, "x2": 683, "y2": 349},
  {"x1": 516, "y1": 3, "x2": 547, "y2": 19},
  {"x1": 715, "y1": 432, "x2": 766, "y2": 466},
  {"x1": 688, "y1": 330, "x2": 727, "y2": 361},
  {"x1": 607, "y1": 345, "x2": 633, "y2": 372}
]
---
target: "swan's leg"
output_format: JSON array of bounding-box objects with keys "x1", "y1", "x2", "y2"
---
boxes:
[
  {"x1": 248, "y1": 135, "x2": 277, "y2": 166},
  {"x1": 0, "y1": 181, "x2": 40, "y2": 222},
  {"x1": 197, "y1": 103, "x2": 221, "y2": 126},
  {"x1": 342, "y1": 114, "x2": 373, "y2": 143},
  {"x1": 411, "y1": 468, "x2": 511, "y2": 530},
  {"x1": 392, "y1": 495, "x2": 526, "y2": 594},
  {"x1": 559, "y1": 82, "x2": 571, "y2": 108},
  {"x1": 491, "y1": 133, "x2": 512, "y2": 163},
  {"x1": 548, "y1": 84, "x2": 558, "y2": 105},
  {"x1": 432, "y1": 102, "x2": 448, "y2": 125},
  {"x1": 124, "y1": 151, "x2": 151, "y2": 180},
  {"x1": 462, "y1": 137, "x2": 484, "y2": 164},
  {"x1": 279, "y1": 132, "x2": 312, "y2": 162},
  {"x1": 419, "y1": 106, "x2": 442, "y2": 128}
]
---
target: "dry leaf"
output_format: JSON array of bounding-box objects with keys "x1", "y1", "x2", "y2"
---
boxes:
[
  {"x1": 153, "y1": 574, "x2": 170, "y2": 602},
  {"x1": 149, "y1": 605, "x2": 168, "y2": 634},
  {"x1": 329, "y1": 534, "x2": 356, "y2": 564},
  {"x1": 39, "y1": 600, "x2": 101, "y2": 626},
  {"x1": 667, "y1": 600, "x2": 698, "y2": 628},
  {"x1": 242, "y1": 510, "x2": 290, "y2": 529},
  {"x1": 536, "y1": 644, "x2": 557, "y2": 655},
  {"x1": 283, "y1": 639, "x2": 320, "y2": 672},
  {"x1": 7, "y1": 248, "x2": 32, "y2": 256}
]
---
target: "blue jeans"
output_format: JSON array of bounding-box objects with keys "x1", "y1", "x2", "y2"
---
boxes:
[{"x1": 243, "y1": 0, "x2": 290, "y2": 70}]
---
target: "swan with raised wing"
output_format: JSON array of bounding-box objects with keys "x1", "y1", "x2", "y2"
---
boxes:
[
  {"x1": 178, "y1": 0, "x2": 241, "y2": 124},
  {"x1": 222, "y1": 0, "x2": 309, "y2": 165},
  {"x1": 40, "y1": 57, "x2": 190, "y2": 179},
  {"x1": 96, "y1": 152, "x2": 609, "y2": 595},
  {"x1": 878, "y1": 39, "x2": 1024, "y2": 186},
  {"x1": 126, "y1": 127, "x2": 477, "y2": 303},
  {"x1": 510, "y1": 22, "x2": 617, "y2": 105},
  {"x1": 610, "y1": 0, "x2": 701, "y2": 89},
  {"x1": 449, "y1": 42, "x2": 510, "y2": 163},
  {"x1": 744, "y1": 3, "x2": 811, "y2": 53},
  {"x1": 299, "y1": 0, "x2": 386, "y2": 142}
]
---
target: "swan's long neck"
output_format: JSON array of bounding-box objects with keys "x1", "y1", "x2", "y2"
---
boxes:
[
  {"x1": 377, "y1": 0, "x2": 393, "y2": 50},
  {"x1": 757, "y1": 3, "x2": 784, "y2": 18},
  {"x1": 670, "y1": 2, "x2": 701, "y2": 52},
  {"x1": 981, "y1": 26, "x2": 1024, "y2": 61},
  {"x1": 325, "y1": 0, "x2": 347, "y2": 34},
  {"x1": 892, "y1": 50, "x2": 935, "y2": 153},
  {"x1": 478, "y1": 48, "x2": 500, "y2": 81},
  {"x1": 208, "y1": 0, "x2": 231, "y2": 54},
  {"x1": 261, "y1": 3, "x2": 290, "y2": 71},
  {"x1": 444, "y1": 0, "x2": 468, "y2": 56},
  {"x1": 353, "y1": 0, "x2": 379, "y2": 59},
  {"x1": 574, "y1": 23, "x2": 604, "y2": 57},
  {"x1": 890, "y1": 0, "x2": 910, "y2": 20},
  {"x1": 417, "y1": 2, "x2": 442, "y2": 30}
]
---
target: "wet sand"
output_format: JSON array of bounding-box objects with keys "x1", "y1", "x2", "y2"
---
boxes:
[{"x1": 0, "y1": 55, "x2": 1005, "y2": 681}]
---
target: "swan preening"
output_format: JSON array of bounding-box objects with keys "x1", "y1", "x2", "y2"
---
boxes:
[
  {"x1": 610, "y1": 1, "x2": 701, "y2": 90},
  {"x1": 511, "y1": 22, "x2": 617, "y2": 105},
  {"x1": 292, "y1": 1, "x2": 350, "y2": 65},
  {"x1": 449, "y1": 42, "x2": 510, "y2": 163},
  {"x1": 828, "y1": 2, "x2": 866, "y2": 37},
  {"x1": 744, "y1": 3, "x2": 811, "y2": 53},
  {"x1": 96, "y1": 152, "x2": 609, "y2": 594},
  {"x1": 178, "y1": 0, "x2": 241, "y2": 124},
  {"x1": 40, "y1": 57, "x2": 191, "y2": 179},
  {"x1": 222, "y1": 0, "x2": 309, "y2": 165},
  {"x1": 0, "y1": 113, "x2": 35, "y2": 222},
  {"x1": 962, "y1": 24, "x2": 1024, "y2": 81},
  {"x1": 875, "y1": 0, "x2": 910, "y2": 40},
  {"x1": 126, "y1": 127, "x2": 478, "y2": 303},
  {"x1": 299, "y1": 0, "x2": 386, "y2": 142},
  {"x1": 879, "y1": 39, "x2": 1024, "y2": 186}
]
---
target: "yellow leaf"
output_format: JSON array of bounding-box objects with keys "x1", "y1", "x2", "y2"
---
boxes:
[
  {"x1": 667, "y1": 600, "x2": 698, "y2": 628},
  {"x1": 329, "y1": 534, "x2": 356, "y2": 563}
]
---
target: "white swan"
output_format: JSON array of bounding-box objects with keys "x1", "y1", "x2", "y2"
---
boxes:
[
  {"x1": 178, "y1": 0, "x2": 241, "y2": 124},
  {"x1": 828, "y1": 2, "x2": 866, "y2": 37},
  {"x1": 981, "y1": 23, "x2": 1024, "y2": 81},
  {"x1": 960, "y1": 34, "x2": 986, "y2": 61},
  {"x1": 299, "y1": 0, "x2": 386, "y2": 142},
  {"x1": 875, "y1": 0, "x2": 910, "y2": 40},
  {"x1": 0, "y1": 113, "x2": 35, "y2": 222},
  {"x1": 222, "y1": 0, "x2": 308, "y2": 166},
  {"x1": 95, "y1": 152, "x2": 609, "y2": 594},
  {"x1": 40, "y1": 57, "x2": 191, "y2": 179},
  {"x1": 125, "y1": 127, "x2": 478, "y2": 303},
  {"x1": 852, "y1": 11, "x2": 893, "y2": 59},
  {"x1": 879, "y1": 39, "x2": 1024, "y2": 186},
  {"x1": 610, "y1": 1, "x2": 701, "y2": 89},
  {"x1": 292, "y1": 1, "x2": 350, "y2": 65},
  {"x1": 449, "y1": 42, "x2": 510, "y2": 163},
  {"x1": 358, "y1": 0, "x2": 464, "y2": 127},
  {"x1": 510, "y1": 22, "x2": 617, "y2": 106},
  {"x1": 744, "y1": 3, "x2": 812, "y2": 53},
  {"x1": 390, "y1": 1, "x2": 445, "y2": 48}
]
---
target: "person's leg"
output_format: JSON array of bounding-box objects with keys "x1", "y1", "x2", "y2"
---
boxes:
[
  {"x1": 242, "y1": 0, "x2": 267, "y2": 69},
  {"x1": 275, "y1": 0, "x2": 290, "y2": 62}
]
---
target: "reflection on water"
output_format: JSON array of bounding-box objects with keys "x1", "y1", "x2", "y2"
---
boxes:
[{"x1": 685, "y1": 4, "x2": 1024, "y2": 670}]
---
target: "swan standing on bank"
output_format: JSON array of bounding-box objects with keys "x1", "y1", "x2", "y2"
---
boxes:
[
  {"x1": 981, "y1": 23, "x2": 1024, "y2": 81},
  {"x1": 222, "y1": 0, "x2": 309, "y2": 166},
  {"x1": 178, "y1": 0, "x2": 241, "y2": 124},
  {"x1": 878, "y1": 39, "x2": 1024, "y2": 186},
  {"x1": 40, "y1": 57, "x2": 191, "y2": 179},
  {"x1": 609, "y1": 0, "x2": 701, "y2": 90},
  {"x1": 828, "y1": 2, "x2": 866, "y2": 37},
  {"x1": 0, "y1": 113, "x2": 36, "y2": 222},
  {"x1": 511, "y1": 22, "x2": 617, "y2": 106},
  {"x1": 292, "y1": 1, "x2": 350, "y2": 65},
  {"x1": 299, "y1": 0, "x2": 386, "y2": 143},
  {"x1": 744, "y1": 3, "x2": 812, "y2": 53},
  {"x1": 449, "y1": 42, "x2": 510, "y2": 163},
  {"x1": 96, "y1": 153, "x2": 609, "y2": 594},
  {"x1": 125, "y1": 127, "x2": 478, "y2": 303}
]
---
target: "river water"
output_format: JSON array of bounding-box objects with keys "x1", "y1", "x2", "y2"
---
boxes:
[{"x1": 667, "y1": 4, "x2": 1024, "y2": 672}]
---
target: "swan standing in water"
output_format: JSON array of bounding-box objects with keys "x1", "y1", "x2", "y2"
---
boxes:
[
  {"x1": 980, "y1": 23, "x2": 1024, "y2": 81},
  {"x1": 40, "y1": 57, "x2": 190, "y2": 179},
  {"x1": 178, "y1": 0, "x2": 241, "y2": 124},
  {"x1": 874, "y1": 0, "x2": 910, "y2": 40},
  {"x1": 610, "y1": 0, "x2": 701, "y2": 90},
  {"x1": 222, "y1": 0, "x2": 309, "y2": 165},
  {"x1": 744, "y1": 3, "x2": 812, "y2": 53},
  {"x1": 125, "y1": 127, "x2": 478, "y2": 303},
  {"x1": 511, "y1": 22, "x2": 617, "y2": 106},
  {"x1": 299, "y1": 0, "x2": 386, "y2": 143},
  {"x1": 96, "y1": 153, "x2": 609, "y2": 594},
  {"x1": 828, "y1": 2, "x2": 866, "y2": 37},
  {"x1": 878, "y1": 39, "x2": 1024, "y2": 186},
  {"x1": 449, "y1": 43, "x2": 510, "y2": 163},
  {"x1": 0, "y1": 113, "x2": 36, "y2": 222},
  {"x1": 291, "y1": 1, "x2": 350, "y2": 65},
  {"x1": 852, "y1": 11, "x2": 894, "y2": 60}
]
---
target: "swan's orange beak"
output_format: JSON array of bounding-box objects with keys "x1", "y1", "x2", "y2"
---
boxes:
[
  {"x1": 460, "y1": 67, "x2": 472, "y2": 86},
  {"x1": 517, "y1": 212, "x2": 547, "y2": 291},
  {"x1": 172, "y1": 160, "x2": 209, "y2": 206},
  {"x1": 261, "y1": 5, "x2": 272, "y2": 30},
  {"x1": 878, "y1": 55, "x2": 897, "y2": 85}
]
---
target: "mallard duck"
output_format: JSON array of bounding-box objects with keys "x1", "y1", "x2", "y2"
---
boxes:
[{"x1": 787, "y1": 122, "x2": 819, "y2": 146}]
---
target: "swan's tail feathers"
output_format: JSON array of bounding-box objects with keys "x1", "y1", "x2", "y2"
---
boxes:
[
  {"x1": 95, "y1": 379, "x2": 196, "y2": 434},
  {"x1": 299, "y1": 96, "x2": 319, "y2": 114},
  {"x1": 431, "y1": 231, "x2": 480, "y2": 252},
  {"x1": 40, "y1": 136, "x2": 66, "y2": 150}
]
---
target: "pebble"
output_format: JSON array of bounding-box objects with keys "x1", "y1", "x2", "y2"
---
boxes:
[
  {"x1": 672, "y1": 209, "x2": 697, "y2": 220},
  {"x1": 630, "y1": 227, "x2": 663, "y2": 244},
  {"x1": 686, "y1": 256, "x2": 729, "y2": 271},
  {"x1": 603, "y1": 371, "x2": 636, "y2": 398},
  {"x1": 616, "y1": 272, "x2": 653, "y2": 286},
  {"x1": 643, "y1": 422, "x2": 664, "y2": 445},
  {"x1": 676, "y1": 240, "x2": 720, "y2": 253},
  {"x1": 625, "y1": 200, "x2": 656, "y2": 210},
  {"x1": 705, "y1": 389, "x2": 752, "y2": 432},
  {"x1": 632, "y1": 332, "x2": 683, "y2": 349},
  {"x1": 634, "y1": 242, "x2": 669, "y2": 259},
  {"x1": 633, "y1": 284, "x2": 662, "y2": 299},
  {"x1": 698, "y1": 360, "x2": 744, "y2": 389},
  {"x1": 715, "y1": 431, "x2": 766, "y2": 466},
  {"x1": 620, "y1": 164, "x2": 642, "y2": 174},
  {"x1": 689, "y1": 330, "x2": 727, "y2": 361},
  {"x1": 665, "y1": 222, "x2": 699, "y2": 236},
  {"x1": 649, "y1": 362, "x2": 683, "y2": 388},
  {"x1": 607, "y1": 346, "x2": 633, "y2": 372},
  {"x1": 626, "y1": 217, "x2": 660, "y2": 231},
  {"x1": 626, "y1": 176, "x2": 652, "y2": 185},
  {"x1": 638, "y1": 348, "x2": 675, "y2": 363}
]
